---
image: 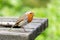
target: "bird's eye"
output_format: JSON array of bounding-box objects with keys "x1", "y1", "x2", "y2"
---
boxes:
[{"x1": 30, "y1": 13, "x2": 32, "y2": 14}]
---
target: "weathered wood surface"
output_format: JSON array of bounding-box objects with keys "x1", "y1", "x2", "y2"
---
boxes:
[{"x1": 0, "y1": 17, "x2": 48, "y2": 40}]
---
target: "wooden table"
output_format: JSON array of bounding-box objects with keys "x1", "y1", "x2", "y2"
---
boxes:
[{"x1": 0, "y1": 17, "x2": 48, "y2": 40}]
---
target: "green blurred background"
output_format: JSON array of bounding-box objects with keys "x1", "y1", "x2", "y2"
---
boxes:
[{"x1": 0, "y1": 0, "x2": 60, "y2": 40}]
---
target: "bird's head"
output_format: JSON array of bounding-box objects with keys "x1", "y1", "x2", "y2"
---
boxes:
[
  {"x1": 25, "y1": 11, "x2": 34, "y2": 23},
  {"x1": 25, "y1": 11, "x2": 34, "y2": 16}
]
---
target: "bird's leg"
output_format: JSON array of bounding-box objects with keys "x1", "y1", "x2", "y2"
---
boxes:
[{"x1": 21, "y1": 26, "x2": 26, "y2": 32}]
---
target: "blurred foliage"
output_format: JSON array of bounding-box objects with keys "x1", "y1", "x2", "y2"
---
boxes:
[
  {"x1": 0, "y1": 0, "x2": 60, "y2": 40},
  {"x1": 22, "y1": 0, "x2": 50, "y2": 8}
]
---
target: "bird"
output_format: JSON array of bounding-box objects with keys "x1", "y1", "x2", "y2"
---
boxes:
[{"x1": 9, "y1": 11, "x2": 34, "y2": 32}]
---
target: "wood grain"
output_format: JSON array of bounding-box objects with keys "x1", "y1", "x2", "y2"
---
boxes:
[{"x1": 0, "y1": 17, "x2": 48, "y2": 40}]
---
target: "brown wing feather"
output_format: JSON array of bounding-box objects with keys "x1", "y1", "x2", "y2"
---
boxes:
[{"x1": 14, "y1": 14, "x2": 26, "y2": 26}]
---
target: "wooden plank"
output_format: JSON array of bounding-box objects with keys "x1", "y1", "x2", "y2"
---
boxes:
[{"x1": 0, "y1": 17, "x2": 48, "y2": 40}]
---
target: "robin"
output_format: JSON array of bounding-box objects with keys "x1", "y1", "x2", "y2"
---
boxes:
[{"x1": 9, "y1": 11, "x2": 34, "y2": 32}]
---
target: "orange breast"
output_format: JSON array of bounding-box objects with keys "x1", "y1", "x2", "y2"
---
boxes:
[{"x1": 27, "y1": 14, "x2": 33, "y2": 23}]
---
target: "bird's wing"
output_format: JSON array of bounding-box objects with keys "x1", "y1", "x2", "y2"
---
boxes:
[
  {"x1": 18, "y1": 14, "x2": 28, "y2": 26},
  {"x1": 14, "y1": 14, "x2": 27, "y2": 26}
]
